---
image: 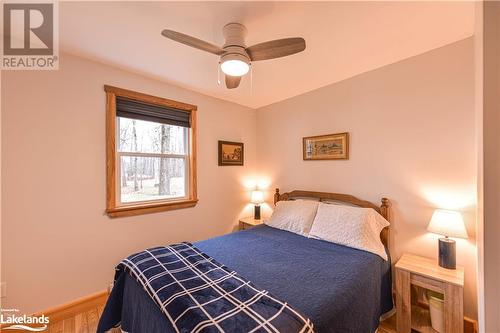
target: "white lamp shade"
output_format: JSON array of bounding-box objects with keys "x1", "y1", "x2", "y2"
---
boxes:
[
  {"x1": 251, "y1": 190, "x2": 264, "y2": 205},
  {"x1": 427, "y1": 209, "x2": 468, "y2": 239}
]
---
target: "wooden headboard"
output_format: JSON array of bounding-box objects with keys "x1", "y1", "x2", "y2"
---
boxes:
[{"x1": 273, "y1": 188, "x2": 391, "y2": 247}]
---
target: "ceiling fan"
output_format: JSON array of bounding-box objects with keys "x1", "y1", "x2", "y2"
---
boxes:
[{"x1": 161, "y1": 23, "x2": 306, "y2": 89}]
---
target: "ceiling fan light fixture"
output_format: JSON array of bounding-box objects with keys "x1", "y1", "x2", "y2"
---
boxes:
[
  {"x1": 220, "y1": 51, "x2": 250, "y2": 77},
  {"x1": 221, "y1": 59, "x2": 249, "y2": 76}
]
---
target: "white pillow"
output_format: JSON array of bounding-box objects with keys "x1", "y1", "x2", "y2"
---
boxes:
[
  {"x1": 265, "y1": 200, "x2": 319, "y2": 236},
  {"x1": 308, "y1": 203, "x2": 389, "y2": 260}
]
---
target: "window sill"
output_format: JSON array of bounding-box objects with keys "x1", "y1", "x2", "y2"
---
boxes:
[{"x1": 106, "y1": 199, "x2": 198, "y2": 218}]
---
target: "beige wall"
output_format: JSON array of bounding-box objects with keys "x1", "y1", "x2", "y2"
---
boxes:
[
  {"x1": 483, "y1": 2, "x2": 500, "y2": 332},
  {"x1": 256, "y1": 38, "x2": 478, "y2": 319},
  {"x1": 1, "y1": 53, "x2": 257, "y2": 314}
]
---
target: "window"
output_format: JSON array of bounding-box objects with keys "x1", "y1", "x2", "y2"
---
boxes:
[{"x1": 105, "y1": 85, "x2": 197, "y2": 217}]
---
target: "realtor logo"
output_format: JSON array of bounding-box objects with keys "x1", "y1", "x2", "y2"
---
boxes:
[
  {"x1": 2, "y1": 2, "x2": 59, "y2": 70},
  {"x1": 1, "y1": 308, "x2": 49, "y2": 331}
]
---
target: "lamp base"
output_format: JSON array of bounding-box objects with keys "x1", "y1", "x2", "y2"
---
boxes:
[
  {"x1": 438, "y1": 237, "x2": 456, "y2": 269},
  {"x1": 254, "y1": 205, "x2": 261, "y2": 220}
]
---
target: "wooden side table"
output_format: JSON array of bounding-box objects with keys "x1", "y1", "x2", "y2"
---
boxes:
[
  {"x1": 395, "y1": 253, "x2": 464, "y2": 333},
  {"x1": 238, "y1": 217, "x2": 264, "y2": 230}
]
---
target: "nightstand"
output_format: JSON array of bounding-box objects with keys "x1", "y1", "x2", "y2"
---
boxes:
[
  {"x1": 395, "y1": 253, "x2": 464, "y2": 333},
  {"x1": 238, "y1": 217, "x2": 264, "y2": 230}
]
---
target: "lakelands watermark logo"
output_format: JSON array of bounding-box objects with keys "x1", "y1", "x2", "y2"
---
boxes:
[
  {"x1": 1, "y1": 1, "x2": 59, "y2": 70},
  {"x1": 1, "y1": 308, "x2": 49, "y2": 331}
]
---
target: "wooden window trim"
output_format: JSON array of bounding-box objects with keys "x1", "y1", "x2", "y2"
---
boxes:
[{"x1": 104, "y1": 85, "x2": 198, "y2": 218}]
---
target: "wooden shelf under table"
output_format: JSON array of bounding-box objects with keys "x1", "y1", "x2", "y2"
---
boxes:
[{"x1": 411, "y1": 304, "x2": 438, "y2": 333}]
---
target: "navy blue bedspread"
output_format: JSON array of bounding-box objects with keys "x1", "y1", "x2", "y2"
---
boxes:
[
  {"x1": 100, "y1": 225, "x2": 393, "y2": 333},
  {"x1": 97, "y1": 242, "x2": 313, "y2": 333}
]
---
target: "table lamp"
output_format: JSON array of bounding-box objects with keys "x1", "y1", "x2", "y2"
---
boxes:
[
  {"x1": 427, "y1": 209, "x2": 468, "y2": 269},
  {"x1": 251, "y1": 190, "x2": 264, "y2": 220}
]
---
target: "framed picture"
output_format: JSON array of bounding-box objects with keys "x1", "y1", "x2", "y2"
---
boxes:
[
  {"x1": 218, "y1": 141, "x2": 244, "y2": 166},
  {"x1": 303, "y1": 132, "x2": 349, "y2": 160}
]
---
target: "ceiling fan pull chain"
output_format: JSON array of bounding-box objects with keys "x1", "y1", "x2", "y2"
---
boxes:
[
  {"x1": 250, "y1": 64, "x2": 253, "y2": 95},
  {"x1": 217, "y1": 62, "x2": 221, "y2": 86}
]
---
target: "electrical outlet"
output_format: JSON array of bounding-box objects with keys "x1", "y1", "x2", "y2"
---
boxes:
[{"x1": 1, "y1": 282, "x2": 6, "y2": 298}]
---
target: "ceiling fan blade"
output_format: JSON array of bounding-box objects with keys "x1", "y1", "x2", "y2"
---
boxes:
[
  {"x1": 225, "y1": 75, "x2": 241, "y2": 89},
  {"x1": 161, "y1": 29, "x2": 224, "y2": 55},
  {"x1": 246, "y1": 37, "x2": 306, "y2": 61}
]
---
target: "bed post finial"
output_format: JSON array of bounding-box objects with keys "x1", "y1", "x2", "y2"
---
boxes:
[
  {"x1": 380, "y1": 198, "x2": 390, "y2": 221},
  {"x1": 274, "y1": 188, "x2": 280, "y2": 205}
]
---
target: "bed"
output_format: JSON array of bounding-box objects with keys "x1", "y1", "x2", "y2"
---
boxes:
[{"x1": 98, "y1": 189, "x2": 394, "y2": 333}]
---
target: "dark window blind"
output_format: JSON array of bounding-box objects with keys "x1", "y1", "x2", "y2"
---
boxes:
[{"x1": 116, "y1": 96, "x2": 191, "y2": 128}]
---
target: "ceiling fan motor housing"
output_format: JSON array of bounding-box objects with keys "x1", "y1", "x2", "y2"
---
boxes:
[
  {"x1": 222, "y1": 23, "x2": 247, "y2": 48},
  {"x1": 221, "y1": 23, "x2": 250, "y2": 64}
]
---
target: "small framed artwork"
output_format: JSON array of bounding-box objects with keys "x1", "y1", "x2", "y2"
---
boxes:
[
  {"x1": 218, "y1": 141, "x2": 244, "y2": 166},
  {"x1": 303, "y1": 132, "x2": 349, "y2": 160}
]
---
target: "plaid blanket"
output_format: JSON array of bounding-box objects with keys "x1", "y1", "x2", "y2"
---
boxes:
[{"x1": 114, "y1": 242, "x2": 314, "y2": 333}]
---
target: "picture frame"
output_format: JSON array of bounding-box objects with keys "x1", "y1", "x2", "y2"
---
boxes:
[
  {"x1": 303, "y1": 132, "x2": 349, "y2": 160},
  {"x1": 218, "y1": 141, "x2": 244, "y2": 166}
]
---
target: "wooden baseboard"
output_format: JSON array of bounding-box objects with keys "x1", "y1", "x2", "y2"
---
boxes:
[{"x1": 34, "y1": 290, "x2": 109, "y2": 323}]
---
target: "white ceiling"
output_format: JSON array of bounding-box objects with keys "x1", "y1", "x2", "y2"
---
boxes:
[{"x1": 59, "y1": 1, "x2": 475, "y2": 109}]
